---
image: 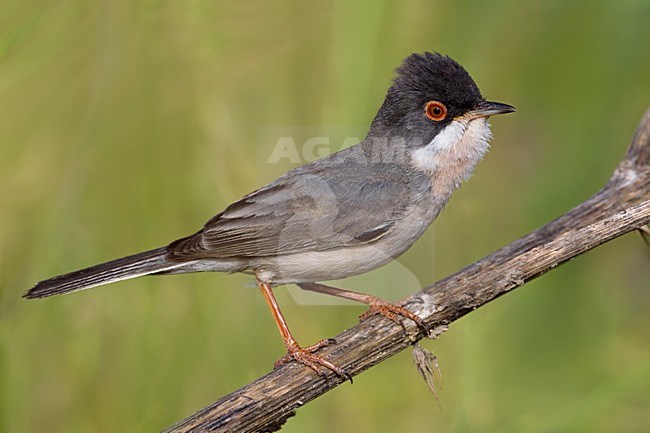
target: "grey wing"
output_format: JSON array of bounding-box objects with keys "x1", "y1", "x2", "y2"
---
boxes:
[{"x1": 169, "y1": 165, "x2": 414, "y2": 259}]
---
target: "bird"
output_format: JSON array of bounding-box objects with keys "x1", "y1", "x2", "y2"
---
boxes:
[{"x1": 24, "y1": 52, "x2": 515, "y2": 379}]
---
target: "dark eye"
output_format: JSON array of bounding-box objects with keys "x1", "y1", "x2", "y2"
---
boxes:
[{"x1": 424, "y1": 101, "x2": 447, "y2": 121}]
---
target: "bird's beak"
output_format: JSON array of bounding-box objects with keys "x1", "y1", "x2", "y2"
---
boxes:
[{"x1": 467, "y1": 100, "x2": 516, "y2": 119}]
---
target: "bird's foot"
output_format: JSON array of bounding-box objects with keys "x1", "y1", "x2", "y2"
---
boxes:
[
  {"x1": 275, "y1": 339, "x2": 352, "y2": 383},
  {"x1": 360, "y1": 299, "x2": 430, "y2": 334},
  {"x1": 274, "y1": 338, "x2": 334, "y2": 367}
]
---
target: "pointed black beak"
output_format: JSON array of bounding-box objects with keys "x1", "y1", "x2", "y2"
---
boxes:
[{"x1": 467, "y1": 100, "x2": 516, "y2": 119}]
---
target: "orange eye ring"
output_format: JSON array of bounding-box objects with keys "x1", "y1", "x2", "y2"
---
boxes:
[{"x1": 424, "y1": 101, "x2": 447, "y2": 121}]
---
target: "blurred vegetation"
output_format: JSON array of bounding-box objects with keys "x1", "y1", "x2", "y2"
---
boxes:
[{"x1": 1, "y1": 1, "x2": 649, "y2": 432}]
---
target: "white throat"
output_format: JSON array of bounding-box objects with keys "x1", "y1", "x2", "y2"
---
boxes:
[{"x1": 411, "y1": 117, "x2": 492, "y2": 188}]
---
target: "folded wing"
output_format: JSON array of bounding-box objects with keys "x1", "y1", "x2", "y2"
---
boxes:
[{"x1": 169, "y1": 161, "x2": 422, "y2": 259}]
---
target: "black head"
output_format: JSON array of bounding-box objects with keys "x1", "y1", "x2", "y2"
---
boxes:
[{"x1": 368, "y1": 52, "x2": 512, "y2": 144}]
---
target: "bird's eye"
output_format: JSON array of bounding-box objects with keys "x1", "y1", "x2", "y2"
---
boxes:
[{"x1": 424, "y1": 101, "x2": 447, "y2": 121}]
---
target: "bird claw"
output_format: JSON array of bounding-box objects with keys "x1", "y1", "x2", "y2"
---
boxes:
[
  {"x1": 274, "y1": 338, "x2": 335, "y2": 367},
  {"x1": 360, "y1": 300, "x2": 430, "y2": 335},
  {"x1": 274, "y1": 339, "x2": 352, "y2": 383}
]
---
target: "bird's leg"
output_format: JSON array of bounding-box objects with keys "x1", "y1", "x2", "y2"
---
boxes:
[
  {"x1": 257, "y1": 280, "x2": 350, "y2": 381},
  {"x1": 297, "y1": 282, "x2": 429, "y2": 333}
]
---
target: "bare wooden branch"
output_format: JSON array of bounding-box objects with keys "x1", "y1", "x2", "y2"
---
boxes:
[{"x1": 164, "y1": 107, "x2": 650, "y2": 433}]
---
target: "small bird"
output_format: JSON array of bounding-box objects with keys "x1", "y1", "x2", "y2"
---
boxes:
[{"x1": 25, "y1": 52, "x2": 514, "y2": 379}]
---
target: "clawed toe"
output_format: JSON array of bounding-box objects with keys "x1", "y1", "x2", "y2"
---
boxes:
[
  {"x1": 274, "y1": 338, "x2": 336, "y2": 367},
  {"x1": 360, "y1": 300, "x2": 430, "y2": 334},
  {"x1": 274, "y1": 340, "x2": 351, "y2": 383}
]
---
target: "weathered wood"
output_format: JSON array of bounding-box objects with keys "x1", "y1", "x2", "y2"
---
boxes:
[{"x1": 164, "y1": 107, "x2": 650, "y2": 433}]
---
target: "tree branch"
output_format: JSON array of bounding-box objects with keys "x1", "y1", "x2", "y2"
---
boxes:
[{"x1": 164, "y1": 107, "x2": 650, "y2": 433}]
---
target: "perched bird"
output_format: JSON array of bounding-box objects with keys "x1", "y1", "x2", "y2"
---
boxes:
[{"x1": 25, "y1": 52, "x2": 515, "y2": 378}]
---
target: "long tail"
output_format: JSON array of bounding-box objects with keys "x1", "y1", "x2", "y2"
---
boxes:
[{"x1": 23, "y1": 247, "x2": 183, "y2": 299}]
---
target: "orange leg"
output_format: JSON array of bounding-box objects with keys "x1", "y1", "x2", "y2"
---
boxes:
[
  {"x1": 257, "y1": 280, "x2": 350, "y2": 381},
  {"x1": 297, "y1": 282, "x2": 429, "y2": 333}
]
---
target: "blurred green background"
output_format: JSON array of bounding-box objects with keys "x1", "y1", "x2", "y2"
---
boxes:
[{"x1": 2, "y1": 1, "x2": 649, "y2": 432}]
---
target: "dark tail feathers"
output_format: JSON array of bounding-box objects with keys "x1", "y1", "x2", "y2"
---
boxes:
[{"x1": 24, "y1": 247, "x2": 182, "y2": 299}]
